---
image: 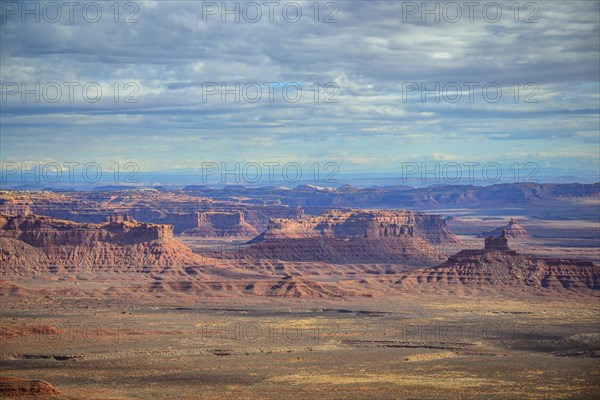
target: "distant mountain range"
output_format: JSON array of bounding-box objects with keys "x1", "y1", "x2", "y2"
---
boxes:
[{"x1": 2, "y1": 169, "x2": 598, "y2": 191}]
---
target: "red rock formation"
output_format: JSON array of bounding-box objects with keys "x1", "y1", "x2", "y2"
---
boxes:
[
  {"x1": 0, "y1": 238, "x2": 49, "y2": 275},
  {"x1": 479, "y1": 218, "x2": 529, "y2": 239},
  {"x1": 249, "y1": 209, "x2": 458, "y2": 243},
  {"x1": 105, "y1": 213, "x2": 135, "y2": 223},
  {"x1": 0, "y1": 214, "x2": 172, "y2": 247},
  {"x1": 0, "y1": 214, "x2": 205, "y2": 275},
  {"x1": 483, "y1": 229, "x2": 511, "y2": 251},
  {"x1": 182, "y1": 211, "x2": 258, "y2": 237},
  {"x1": 0, "y1": 376, "x2": 60, "y2": 397},
  {"x1": 259, "y1": 275, "x2": 367, "y2": 298},
  {"x1": 241, "y1": 237, "x2": 439, "y2": 264},
  {"x1": 243, "y1": 210, "x2": 459, "y2": 263},
  {"x1": 0, "y1": 190, "x2": 305, "y2": 234},
  {"x1": 398, "y1": 234, "x2": 600, "y2": 294}
]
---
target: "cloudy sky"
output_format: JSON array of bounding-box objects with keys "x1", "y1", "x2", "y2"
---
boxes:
[{"x1": 1, "y1": 0, "x2": 599, "y2": 181}]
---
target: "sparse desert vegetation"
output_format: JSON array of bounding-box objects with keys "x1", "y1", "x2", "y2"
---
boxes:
[{"x1": 1, "y1": 186, "x2": 599, "y2": 398}]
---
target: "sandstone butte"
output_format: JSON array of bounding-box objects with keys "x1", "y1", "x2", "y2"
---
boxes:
[
  {"x1": 181, "y1": 211, "x2": 258, "y2": 237},
  {"x1": 397, "y1": 230, "x2": 600, "y2": 294},
  {"x1": 0, "y1": 213, "x2": 204, "y2": 275},
  {"x1": 242, "y1": 209, "x2": 460, "y2": 264},
  {"x1": 479, "y1": 218, "x2": 530, "y2": 239}
]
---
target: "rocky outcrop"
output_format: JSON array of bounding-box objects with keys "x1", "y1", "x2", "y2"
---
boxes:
[
  {"x1": 182, "y1": 211, "x2": 258, "y2": 237},
  {"x1": 181, "y1": 275, "x2": 371, "y2": 299},
  {"x1": 0, "y1": 214, "x2": 172, "y2": 247},
  {"x1": 260, "y1": 275, "x2": 368, "y2": 298},
  {"x1": 398, "y1": 233, "x2": 600, "y2": 294},
  {"x1": 105, "y1": 213, "x2": 135, "y2": 223},
  {"x1": 0, "y1": 214, "x2": 205, "y2": 275},
  {"x1": 479, "y1": 219, "x2": 529, "y2": 239},
  {"x1": 0, "y1": 376, "x2": 60, "y2": 397},
  {"x1": 240, "y1": 237, "x2": 439, "y2": 264},
  {"x1": 0, "y1": 190, "x2": 304, "y2": 234},
  {"x1": 483, "y1": 230, "x2": 512, "y2": 251},
  {"x1": 0, "y1": 238, "x2": 50, "y2": 275},
  {"x1": 1, "y1": 183, "x2": 598, "y2": 224},
  {"x1": 151, "y1": 212, "x2": 199, "y2": 234},
  {"x1": 250, "y1": 210, "x2": 456, "y2": 242},
  {"x1": 242, "y1": 210, "x2": 459, "y2": 263}
]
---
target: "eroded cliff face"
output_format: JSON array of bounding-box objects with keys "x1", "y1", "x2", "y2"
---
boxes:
[
  {"x1": 479, "y1": 219, "x2": 530, "y2": 239},
  {"x1": 0, "y1": 191, "x2": 304, "y2": 234},
  {"x1": 182, "y1": 211, "x2": 258, "y2": 237},
  {"x1": 250, "y1": 210, "x2": 458, "y2": 243},
  {"x1": 0, "y1": 214, "x2": 173, "y2": 246},
  {"x1": 0, "y1": 214, "x2": 203, "y2": 275},
  {"x1": 397, "y1": 235, "x2": 600, "y2": 294},
  {"x1": 243, "y1": 210, "x2": 459, "y2": 263}
]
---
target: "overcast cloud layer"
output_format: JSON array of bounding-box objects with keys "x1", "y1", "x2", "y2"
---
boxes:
[{"x1": 1, "y1": 0, "x2": 599, "y2": 181}]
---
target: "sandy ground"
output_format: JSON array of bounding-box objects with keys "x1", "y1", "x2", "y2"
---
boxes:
[{"x1": 1, "y1": 295, "x2": 599, "y2": 399}]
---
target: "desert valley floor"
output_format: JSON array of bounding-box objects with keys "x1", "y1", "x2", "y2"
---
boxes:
[
  {"x1": 1, "y1": 296, "x2": 599, "y2": 399},
  {"x1": 1, "y1": 184, "x2": 599, "y2": 399}
]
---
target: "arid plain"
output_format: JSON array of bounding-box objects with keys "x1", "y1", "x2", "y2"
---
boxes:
[{"x1": 1, "y1": 184, "x2": 599, "y2": 399}]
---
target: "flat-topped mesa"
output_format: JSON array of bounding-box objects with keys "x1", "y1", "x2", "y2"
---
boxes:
[
  {"x1": 0, "y1": 214, "x2": 173, "y2": 248},
  {"x1": 242, "y1": 209, "x2": 460, "y2": 263},
  {"x1": 0, "y1": 190, "x2": 306, "y2": 234},
  {"x1": 484, "y1": 229, "x2": 510, "y2": 252},
  {"x1": 253, "y1": 209, "x2": 458, "y2": 243},
  {"x1": 182, "y1": 211, "x2": 258, "y2": 237},
  {"x1": 0, "y1": 214, "x2": 208, "y2": 275},
  {"x1": 198, "y1": 211, "x2": 243, "y2": 225}
]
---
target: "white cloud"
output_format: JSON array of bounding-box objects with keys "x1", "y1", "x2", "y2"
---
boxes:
[{"x1": 0, "y1": 0, "x2": 598, "y2": 176}]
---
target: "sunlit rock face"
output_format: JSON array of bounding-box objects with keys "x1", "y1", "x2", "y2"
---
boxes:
[
  {"x1": 480, "y1": 219, "x2": 530, "y2": 240},
  {"x1": 242, "y1": 210, "x2": 460, "y2": 263},
  {"x1": 181, "y1": 211, "x2": 258, "y2": 237},
  {"x1": 0, "y1": 214, "x2": 205, "y2": 275},
  {"x1": 397, "y1": 234, "x2": 600, "y2": 294},
  {"x1": 0, "y1": 214, "x2": 173, "y2": 247}
]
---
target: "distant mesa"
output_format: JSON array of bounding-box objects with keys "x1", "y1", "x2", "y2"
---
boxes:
[
  {"x1": 181, "y1": 211, "x2": 258, "y2": 237},
  {"x1": 479, "y1": 218, "x2": 529, "y2": 239},
  {"x1": 105, "y1": 212, "x2": 135, "y2": 223},
  {"x1": 242, "y1": 209, "x2": 460, "y2": 263},
  {"x1": 183, "y1": 185, "x2": 210, "y2": 191},
  {"x1": 0, "y1": 213, "x2": 172, "y2": 245},
  {"x1": 336, "y1": 184, "x2": 359, "y2": 192},
  {"x1": 295, "y1": 184, "x2": 332, "y2": 192},
  {"x1": 0, "y1": 189, "x2": 305, "y2": 235},
  {"x1": 92, "y1": 185, "x2": 139, "y2": 191},
  {"x1": 444, "y1": 216, "x2": 463, "y2": 225},
  {"x1": 2, "y1": 183, "x2": 597, "y2": 235}
]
